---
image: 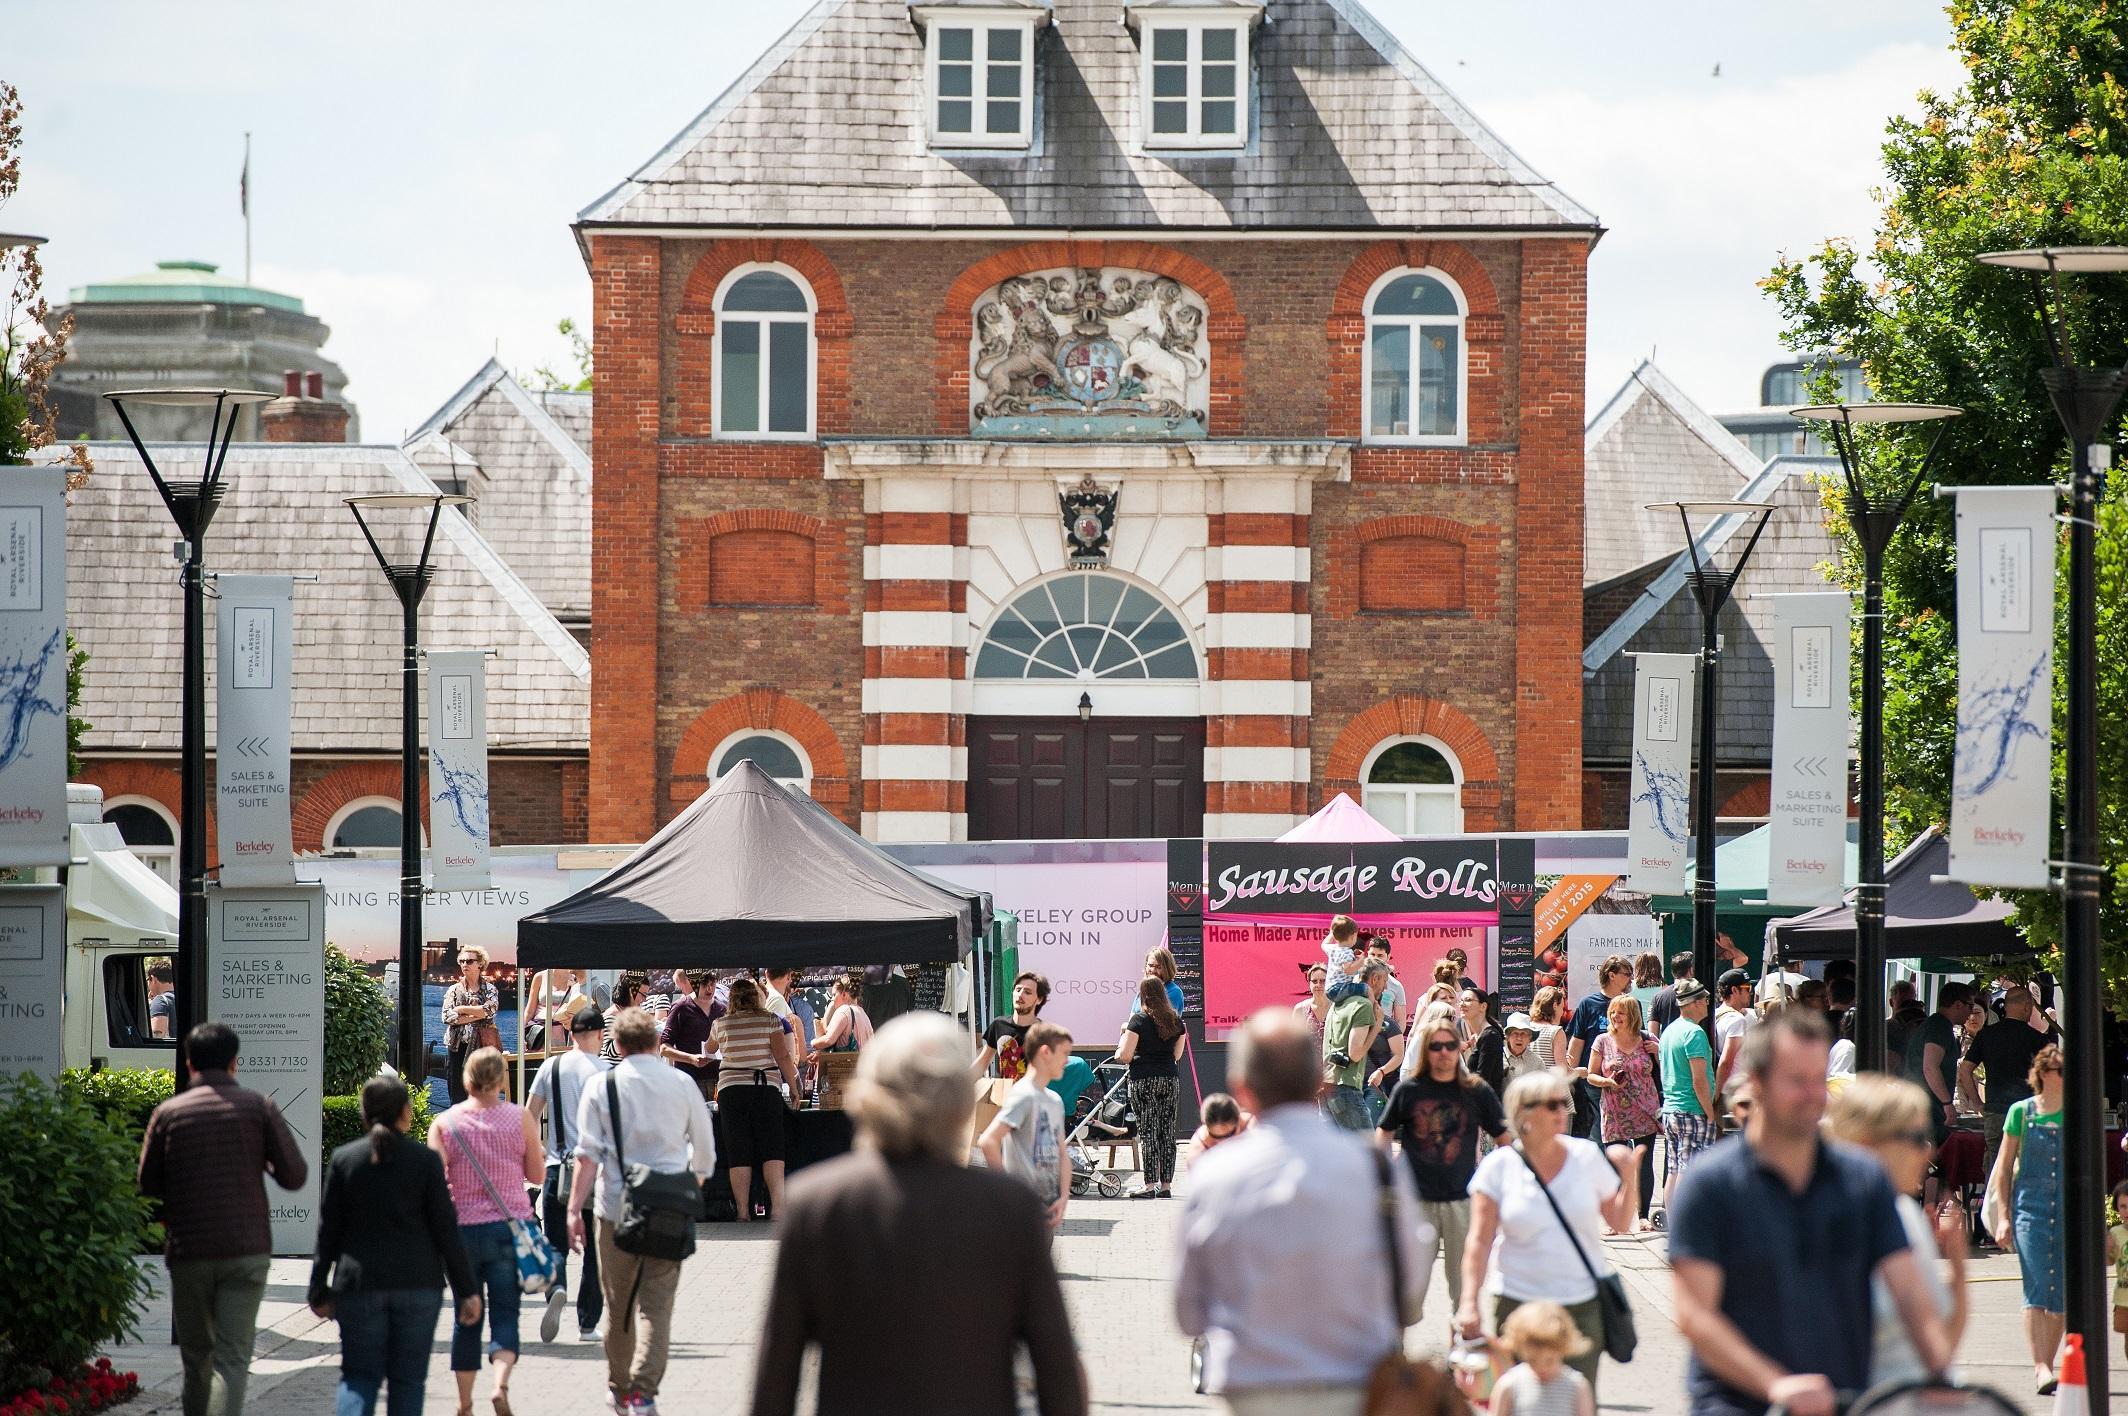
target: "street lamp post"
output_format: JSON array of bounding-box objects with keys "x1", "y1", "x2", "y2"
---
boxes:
[
  {"x1": 345, "y1": 493, "x2": 470, "y2": 1091},
  {"x1": 1976, "y1": 245, "x2": 2128, "y2": 1413},
  {"x1": 105, "y1": 388, "x2": 276, "y2": 1090},
  {"x1": 1790, "y1": 403, "x2": 1962, "y2": 1074},
  {"x1": 1653, "y1": 501, "x2": 1777, "y2": 1015}
]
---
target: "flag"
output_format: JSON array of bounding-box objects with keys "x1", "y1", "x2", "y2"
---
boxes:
[{"x1": 240, "y1": 142, "x2": 248, "y2": 217}]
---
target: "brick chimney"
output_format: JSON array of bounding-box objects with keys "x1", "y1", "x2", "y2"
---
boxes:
[{"x1": 260, "y1": 369, "x2": 351, "y2": 443}]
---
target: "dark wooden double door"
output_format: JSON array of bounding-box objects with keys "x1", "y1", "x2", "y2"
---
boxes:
[{"x1": 967, "y1": 717, "x2": 1204, "y2": 841}]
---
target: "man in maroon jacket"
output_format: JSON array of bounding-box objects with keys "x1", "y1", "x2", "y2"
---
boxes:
[{"x1": 137, "y1": 1022, "x2": 308, "y2": 1416}]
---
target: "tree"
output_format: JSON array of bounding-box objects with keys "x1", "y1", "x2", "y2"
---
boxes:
[
  {"x1": 523, "y1": 316, "x2": 592, "y2": 392},
  {"x1": 1764, "y1": 0, "x2": 2128, "y2": 1000}
]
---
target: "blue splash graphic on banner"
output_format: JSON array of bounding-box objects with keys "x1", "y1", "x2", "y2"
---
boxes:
[
  {"x1": 1633, "y1": 750, "x2": 1691, "y2": 846},
  {"x1": 431, "y1": 752, "x2": 491, "y2": 843},
  {"x1": 0, "y1": 627, "x2": 64, "y2": 771},
  {"x1": 1954, "y1": 653, "x2": 2049, "y2": 800}
]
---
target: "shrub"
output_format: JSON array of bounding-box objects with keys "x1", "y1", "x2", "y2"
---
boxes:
[
  {"x1": 0, "y1": 1073, "x2": 158, "y2": 1394},
  {"x1": 323, "y1": 945, "x2": 392, "y2": 1095},
  {"x1": 320, "y1": 1087, "x2": 432, "y2": 1167},
  {"x1": 61, "y1": 1065, "x2": 172, "y2": 1143}
]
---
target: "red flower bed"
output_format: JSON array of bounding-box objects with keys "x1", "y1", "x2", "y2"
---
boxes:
[{"x1": 1, "y1": 1360, "x2": 139, "y2": 1416}]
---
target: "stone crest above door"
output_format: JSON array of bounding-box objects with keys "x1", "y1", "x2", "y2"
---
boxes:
[{"x1": 969, "y1": 267, "x2": 1212, "y2": 438}]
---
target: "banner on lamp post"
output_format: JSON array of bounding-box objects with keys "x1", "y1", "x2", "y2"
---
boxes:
[
  {"x1": 427, "y1": 650, "x2": 491, "y2": 890},
  {"x1": 0, "y1": 469, "x2": 70, "y2": 868},
  {"x1": 1626, "y1": 652, "x2": 1697, "y2": 894},
  {"x1": 215, "y1": 575, "x2": 296, "y2": 886},
  {"x1": 1767, "y1": 592, "x2": 1853, "y2": 906},
  {"x1": 1949, "y1": 486, "x2": 2056, "y2": 889}
]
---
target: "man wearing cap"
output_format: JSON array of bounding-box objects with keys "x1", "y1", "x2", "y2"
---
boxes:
[
  {"x1": 1712, "y1": 969, "x2": 1755, "y2": 1098},
  {"x1": 1658, "y1": 979, "x2": 1719, "y2": 1216},
  {"x1": 526, "y1": 1003, "x2": 612, "y2": 1343}
]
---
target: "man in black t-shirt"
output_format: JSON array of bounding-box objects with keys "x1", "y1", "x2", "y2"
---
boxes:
[
  {"x1": 1378, "y1": 1006, "x2": 1508, "y2": 1313},
  {"x1": 1959, "y1": 985, "x2": 2058, "y2": 1186},
  {"x1": 1902, "y1": 981, "x2": 1975, "y2": 1144},
  {"x1": 1649, "y1": 950, "x2": 1696, "y2": 1033},
  {"x1": 974, "y1": 971, "x2": 1050, "y2": 1078}
]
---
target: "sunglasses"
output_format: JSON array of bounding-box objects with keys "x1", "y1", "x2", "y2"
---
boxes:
[
  {"x1": 1427, "y1": 1040, "x2": 1460, "y2": 1054},
  {"x1": 457, "y1": 957, "x2": 479, "y2": 966},
  {"x1": 1533, "y1": 1098, "x2": 1570, "y2": 1112}
]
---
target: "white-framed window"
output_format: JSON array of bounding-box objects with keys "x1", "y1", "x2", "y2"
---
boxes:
[
  {"x1": 325, "y1": 796, "x2": 422, "y2": 850},
  {"x1": 1359, "y1": 736, "x2": 1465, "y2": 835},
  {"x1": 713, "y1": 729, "x2": 813, "y2": 796},
  {"x1": 924, "y1": 14, "x2": 1037, "y2": 147},
  {"x1": 1138, "y1": 14, "x2": 1250, "y2": 149},
  {"x1": 104, "y1": 796, "x2": 178, "y2": 885},
  {"x1": 1363, "y1": 268, "x2": 1468, "y2": 444},
  {"x1": 713, "y1": 264, "x2": 815, "y2": 440},
  {"x1": 974, "y1": 574, "x2": 1200, "y2": 681}
]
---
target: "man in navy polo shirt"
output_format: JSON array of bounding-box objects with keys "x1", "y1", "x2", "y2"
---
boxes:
[{"x1": 1670, "y1": 1010, "x2": 1950, "y2": 1416}]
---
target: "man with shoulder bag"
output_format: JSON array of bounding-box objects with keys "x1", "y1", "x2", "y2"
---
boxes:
[{"x1": 568, "y1": 1006, "x2": 717, "y2": 1416}]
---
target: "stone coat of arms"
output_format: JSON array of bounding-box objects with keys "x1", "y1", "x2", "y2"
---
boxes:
[{"x1": 970, "y1": 267, "x2": 1211, "y2": 435}]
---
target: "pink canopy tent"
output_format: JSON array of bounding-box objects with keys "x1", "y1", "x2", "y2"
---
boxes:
[{"x1": 1275, "y1": 792, "x2": 1402, "y2": 844}]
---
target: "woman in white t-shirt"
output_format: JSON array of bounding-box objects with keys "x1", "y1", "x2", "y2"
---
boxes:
[{"x1": 1458, "y1": 1067, "x2": 1643, "y2": 1400}]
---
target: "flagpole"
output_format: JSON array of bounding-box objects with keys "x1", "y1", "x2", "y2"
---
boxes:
[{"x1": 242, "y1": 132, "x2": 251, "y2": 283}]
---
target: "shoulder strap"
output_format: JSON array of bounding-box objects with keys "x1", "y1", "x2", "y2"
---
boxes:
[
  {"x1": 445, "y1": 1117, "x2": 514, "y2": 1216},
  {"x1": 1518, "y1": 1145, "x2": 1604, "y2": 1288},
  {"x1": 551, "y1": 1060, "x2": 570, "y2": 1157},
  {"x1": 1372, "y1": 1147, "x2": 1412, "y2": 1329},
  {"x1": 606, "y1": 1071, "x2": 627, "y2": 1173}
]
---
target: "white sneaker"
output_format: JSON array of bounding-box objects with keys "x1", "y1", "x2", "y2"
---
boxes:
[
  {"x1": 539, "y1": 1287, "x2": 566, "y2": 1343},
  {"x1": 579, "y1": 1323, "x2": 600, "y2": 1343}
]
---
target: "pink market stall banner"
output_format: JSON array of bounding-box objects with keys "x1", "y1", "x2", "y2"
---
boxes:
[{"x1": 1201, "y1": 915, "x2": 1488, "y2": 1035}]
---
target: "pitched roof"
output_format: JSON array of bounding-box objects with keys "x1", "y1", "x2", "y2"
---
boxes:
[
  {"x1": 60, "y1": 442, "x2": 589, "y2": 755},
  {"x1": 1583, "y1": 361, "x2": 1763, "y2": 589},
  {"x1": 1580, "y1": 456, "x2": 1845, "y2": 767},
  {"x1": 405, "y1": 360, "x2": 592, "y2": 622},
  {"x1": 578, "y1": 0, "x2": 1597, "y2": 233}
]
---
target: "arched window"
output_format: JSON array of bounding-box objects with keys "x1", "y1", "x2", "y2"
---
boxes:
[
  {"x1": 105, "y1": 797, "x2": 178, "y2": 884},
  {"x1": 975, "y1": 574, "x2": 1199, "y2": 680},
  {"x1": 1364, "y1": 270, "x2": 1466, "y2": 444},
  {"x1": 326, "y1": 798, "x2": 409, "y2": 850},
  {"x1": 1360, "y1": 737, "x2": 1464, "y2": 835},
  {"x1": 714, "y1": 266, "x2": 815, "y2": 439},
  {"x1": 714, "y1": 730, "x2": 812, "y2": 796}
]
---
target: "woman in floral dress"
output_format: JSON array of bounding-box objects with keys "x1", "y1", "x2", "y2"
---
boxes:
[{"x1": 1586, "y1": 993, "x2": 1660, "y2": 1234}]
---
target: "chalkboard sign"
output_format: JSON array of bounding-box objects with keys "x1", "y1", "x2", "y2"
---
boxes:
[
  {"x1": 1495, "y1": 838, "x2": 1538, "y2": 1010},
  {"x1": 1167, "y1": 837, "x2": 1205, "y2": 1018},
  {"x1": 1169, "y1": 920, "x2": 1205, "y2": 1020}
]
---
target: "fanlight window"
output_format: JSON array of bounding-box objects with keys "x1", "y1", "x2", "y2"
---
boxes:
[{"x1": 976, "y1": 575, "x2": 1199, "y2": 680}]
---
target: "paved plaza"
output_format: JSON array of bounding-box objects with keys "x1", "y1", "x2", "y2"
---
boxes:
[{"x1": 113, "y1": 1189, "x2": 2128, "y2": 1415}]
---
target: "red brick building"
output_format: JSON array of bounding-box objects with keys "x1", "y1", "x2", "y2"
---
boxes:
[{"x1": 578, "y1": 0, "x2": 1597, "y2": 843}]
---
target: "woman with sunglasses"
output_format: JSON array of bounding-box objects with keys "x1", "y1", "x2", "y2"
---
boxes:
[
  {"x1": 1458, "y1": 1069, "x2": 1642, "y2": 1399},
  {"x1": 1826, "y1": 1074, "x2": 1969, "y2": 1390},
  {"x1": 440, "y1": 947, "x2": 499, "y2": 1105},
  {"x1": 1985, "y1": 1043, "x2": 2068, "y2": 1393}
]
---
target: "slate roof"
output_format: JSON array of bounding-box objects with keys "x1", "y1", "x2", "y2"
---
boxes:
[
  {"x1": 405, "y1": 361, "x2": 591, "y2": 623},
  {"x1": 578, "y1": 0, "x2": 1598, "y2": 233},
  {"x1": 1583, "y1": 362, "x2": 1762, "y2": 590},
  {"x1": 59, "y1": 442, "x2": 590, "y2": 755},
  {"x1": 1581, "y1": 456, "x2": 1845, "y2": 767}
]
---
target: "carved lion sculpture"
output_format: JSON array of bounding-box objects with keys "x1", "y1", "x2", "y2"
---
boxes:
[
  {"x1": 973, "y1": 288, "x2": 1065, "y2": 418},
  {"x1": 1123, "y1": 287, "x2": 1207, "y2": 420}
]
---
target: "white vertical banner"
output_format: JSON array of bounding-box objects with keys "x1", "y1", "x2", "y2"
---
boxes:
[
  {"x1": 0, "y1": 469, "x2": 70, "y2": 868},
  {"x1": 427, "y1": 650, "x2": 492, "y2": 890},
  {"x1": 1767, "y1": 592, "x2": 1854, "y2": 905},
  {"x1": 1949, "y1": 485, "x2": 2056, "y2": 888},
  {"x1": 1626, "y1": 652, "x2": 1698, "y2": 893},
  {"x1": 0, "y1": 885, "x2": 64, "y2": 1079},
  {"x1": 216, "y1": 575, "x2": 297, "y2": 886}
]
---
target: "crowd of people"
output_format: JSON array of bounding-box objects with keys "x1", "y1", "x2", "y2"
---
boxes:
[{"x1": 127, "y1": 930, "x2": 2085, "y2": 1416}]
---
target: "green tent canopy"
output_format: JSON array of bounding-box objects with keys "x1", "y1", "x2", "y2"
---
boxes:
[{"x1": 1648, "y1": 822, "x2": 1861, "y2": 969}]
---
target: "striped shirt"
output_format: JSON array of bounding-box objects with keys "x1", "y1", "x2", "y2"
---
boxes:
[
  {"x1": 436, "y1": 1100, "x2": 534, "y2": 1224},
  {"x1": 713, "y1": 1010, "x2": 788, "y2": 1094}
]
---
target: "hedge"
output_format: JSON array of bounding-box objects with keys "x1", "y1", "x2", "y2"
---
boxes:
[{"x1": 321, "y1": 1088, "x2": 433, "y2": 1160}]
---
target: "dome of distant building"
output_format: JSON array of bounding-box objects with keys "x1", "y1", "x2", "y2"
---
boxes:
[{"x1": 49, "y1": 259, "x2": 357, "y2": 442}]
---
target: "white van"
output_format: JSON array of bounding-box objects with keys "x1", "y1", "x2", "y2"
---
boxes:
[{"x1": 59, "y1": 788, "x2": 182, "y2": 1075}]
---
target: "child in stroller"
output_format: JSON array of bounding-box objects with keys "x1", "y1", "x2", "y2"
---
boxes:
[{"x1": 1066, "y1": 1060, "x2": 1136, "y2": 1199}]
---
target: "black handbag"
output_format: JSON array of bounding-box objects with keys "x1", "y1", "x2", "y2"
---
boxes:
[
  {"x1": 1518, "y1": 1146, "x2": 1637, "y2": 1363},
  {"x1": 605, "y1": 1074, "x2": 703, "y2": 1261}
]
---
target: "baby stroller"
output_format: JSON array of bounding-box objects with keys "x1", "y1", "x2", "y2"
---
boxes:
[{"x1": 1066, "y1": 1061, "x2": 1135, "y2": 1199}]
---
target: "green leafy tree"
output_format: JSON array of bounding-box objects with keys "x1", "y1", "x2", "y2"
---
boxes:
[
  {"x1": 523, "y1": 316, "x2": 592, "y2": 392},
  {"x1": 1763, "y1": 0, "x2": 2128, "y2": 1001},
  {"x1": 322, "y1": 945, "x2": 392, "y2": 1095}
]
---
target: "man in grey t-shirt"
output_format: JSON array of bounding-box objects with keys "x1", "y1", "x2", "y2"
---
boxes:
[{"x1": 977, "y1": 1020, "x2": 1072, "y2": 1230}]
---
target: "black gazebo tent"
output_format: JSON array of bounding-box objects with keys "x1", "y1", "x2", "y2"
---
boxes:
[
  {"x1": 518, "y1": 760, "x2": 988, "y2": 970},
  {"x1": 1770, "y1": 827, "x2": 2033, "y2": 965}
]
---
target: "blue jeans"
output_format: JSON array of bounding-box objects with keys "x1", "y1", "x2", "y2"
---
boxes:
[
  {"x1": 452, "y1": 1221, "x2": 521, "y2": 1371},
  {"x1": 334, "y1": 1287, "x2": 442, "y2": 1416},
  {"x1": 1322, "y1": 1084, "x2": 1372, "y2": 1131}
]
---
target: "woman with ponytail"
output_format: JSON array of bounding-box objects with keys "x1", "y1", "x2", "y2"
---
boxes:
[{"x1": 311, "y1": 1074, "x2": 481, "y2": 1416}]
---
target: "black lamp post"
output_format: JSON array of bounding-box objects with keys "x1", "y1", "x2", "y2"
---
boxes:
[
  {"x1": 1652, "y1": 500, "x2": 1777, "y2": 1018},
  {"x1": 105, "y1": 388, "x2": 276, "y2": 1090},
  {"x1": 1789, "y1": 402, "x2": 1961, "y2": 1075},
  {"x1": 345, "y1": 492, "x2": 470, "y2": 1089},
  {"x1": 1976, "y1": 244, "x2": 2128, "y2": 1412}
]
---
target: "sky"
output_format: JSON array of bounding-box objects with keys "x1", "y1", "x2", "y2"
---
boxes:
[{"x1": 5, "y1": 3, "x2": 1965, "y2": 442}]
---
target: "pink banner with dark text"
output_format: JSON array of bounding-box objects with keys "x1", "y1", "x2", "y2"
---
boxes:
[{"x1": 1201, "y1": 914, "x2": 1489, "y2": 1038}]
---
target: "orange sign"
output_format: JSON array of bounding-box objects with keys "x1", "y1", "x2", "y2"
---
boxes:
[{"x1": 1536, "y1": 875, "x2": 1621, "y2": 946}]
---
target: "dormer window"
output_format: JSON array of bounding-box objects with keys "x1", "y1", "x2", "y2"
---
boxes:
[
  {"x1": 914, "y1": 6, "x2": 1042, "y2": 149},
  {"x1": 1128, "y1": 4, "x2": 1260, "y2": 150}
]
